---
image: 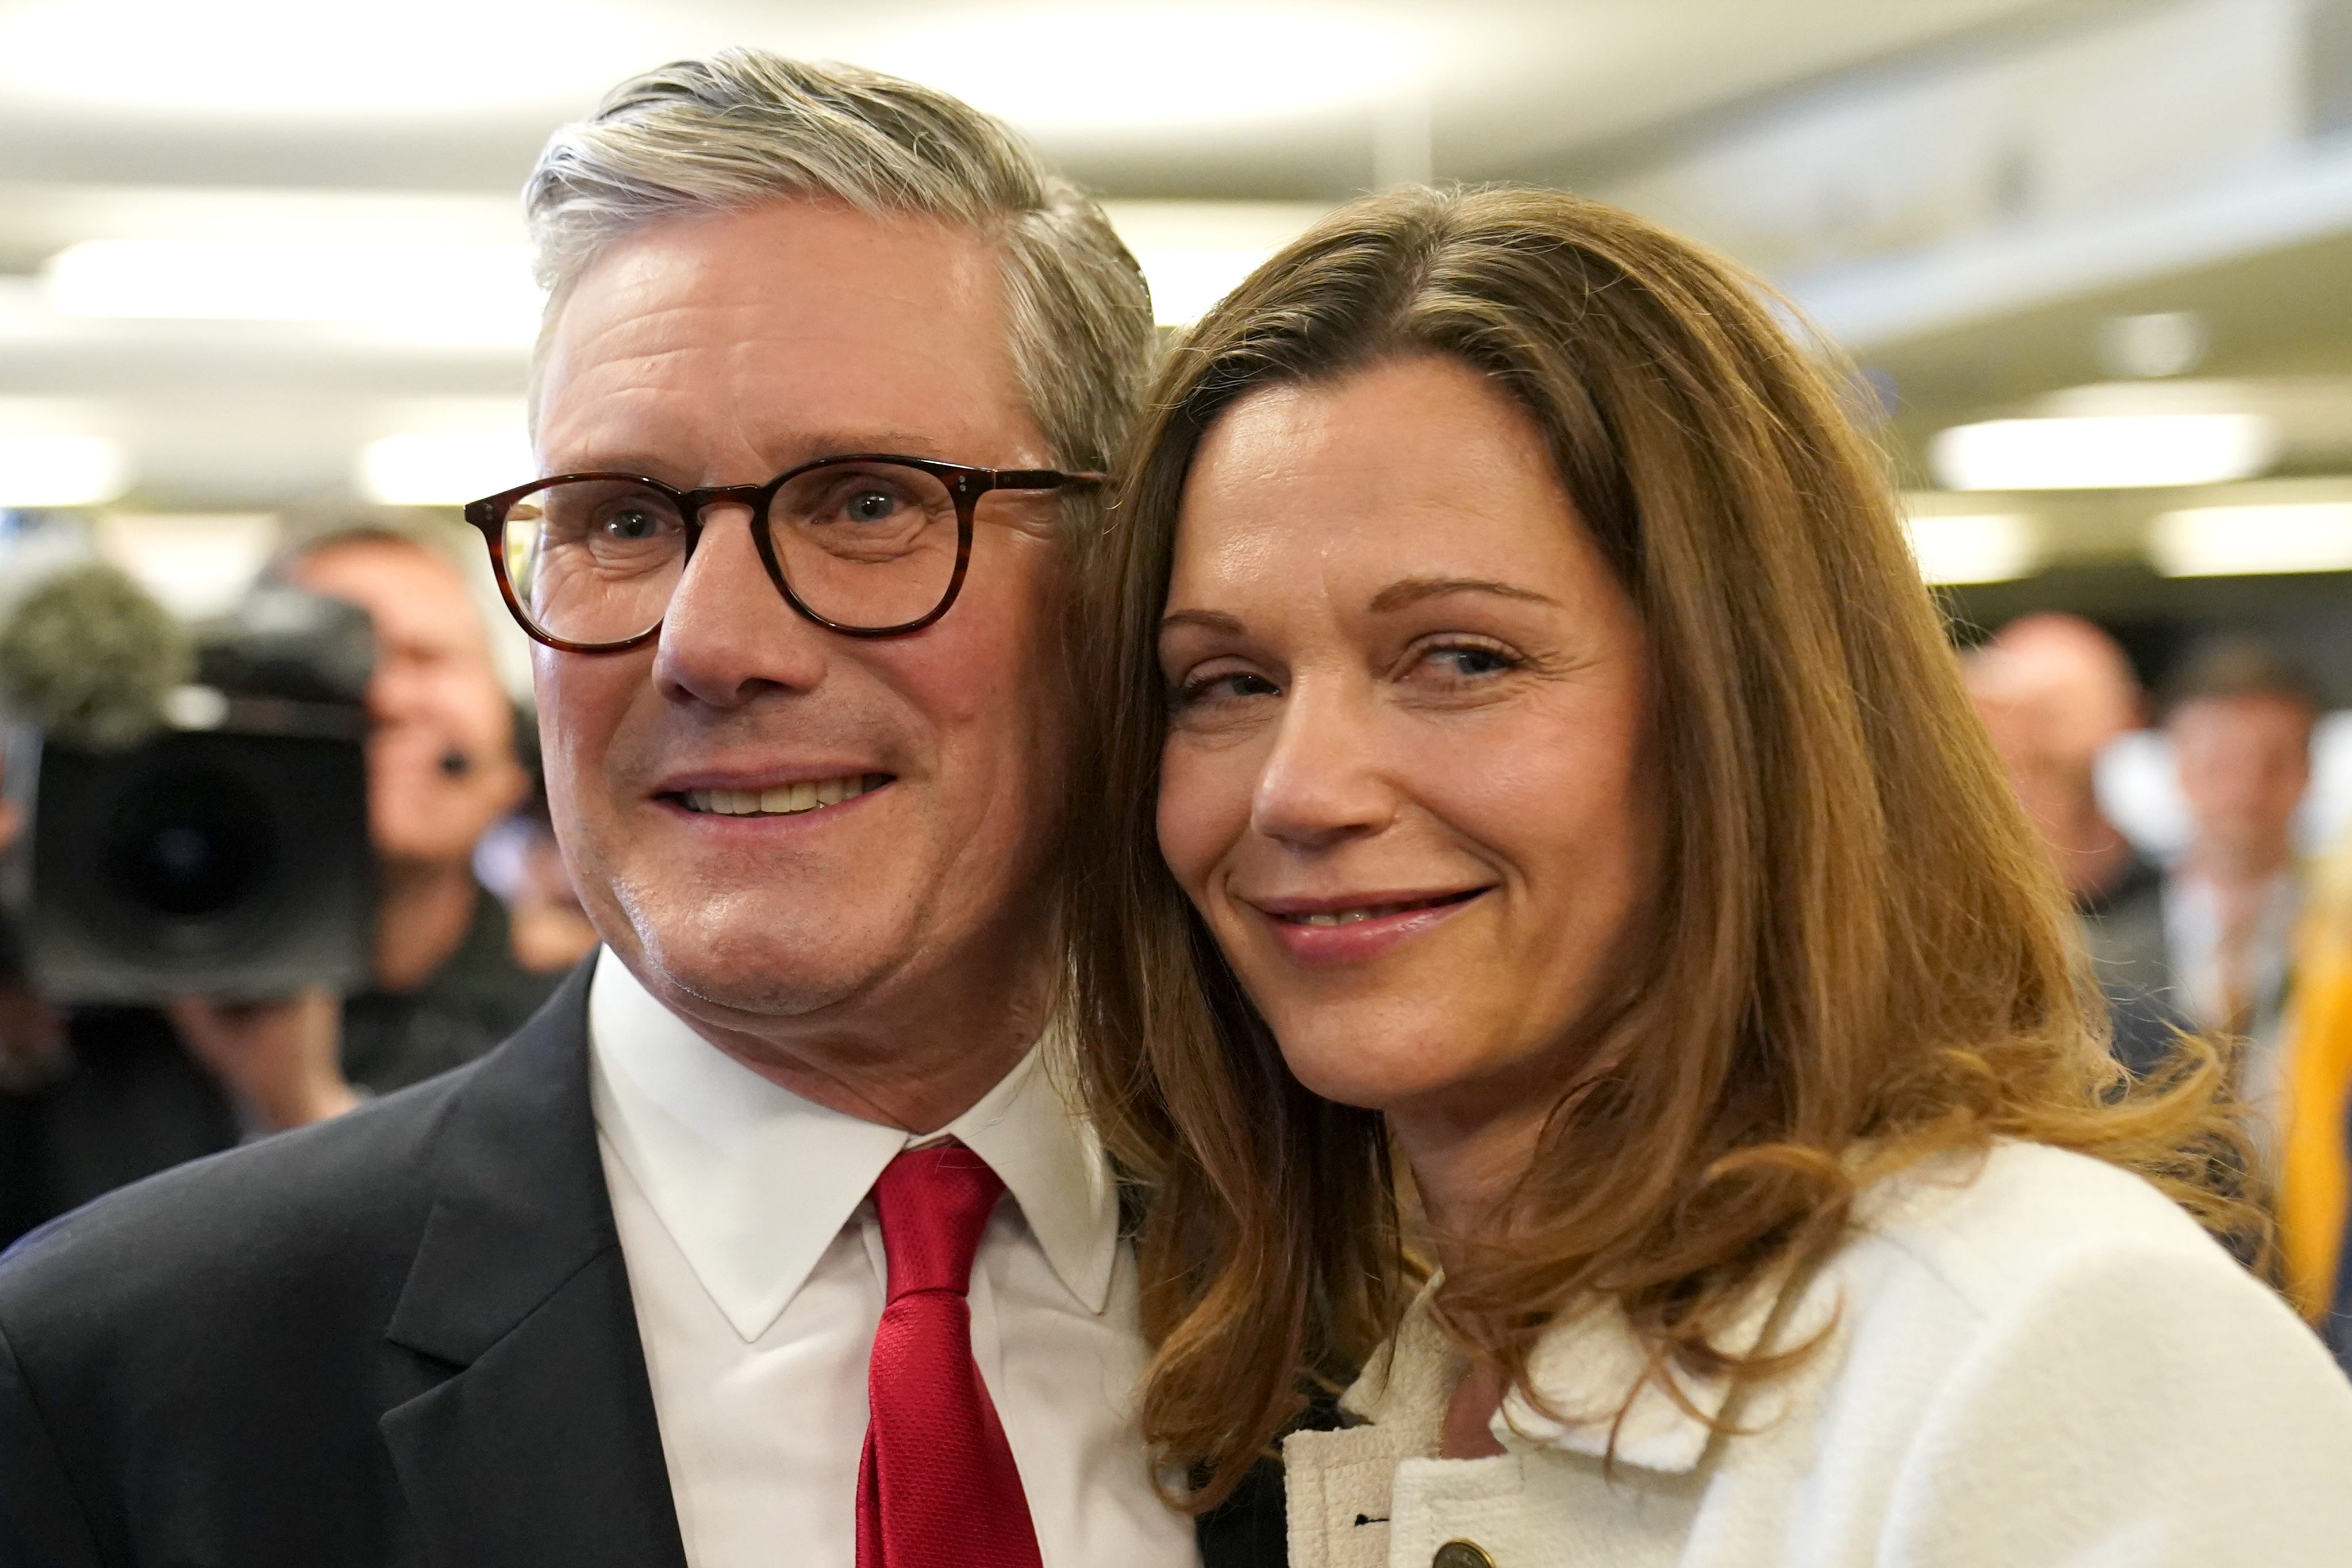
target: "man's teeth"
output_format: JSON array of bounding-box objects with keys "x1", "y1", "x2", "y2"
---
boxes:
[{"x1": 682, "y1": 774, "x2": 888, "y2": 817}]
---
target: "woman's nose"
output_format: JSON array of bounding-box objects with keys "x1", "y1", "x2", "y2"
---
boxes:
[{"x1": 1248, "y1": 682, "x2": 1397, "y2": 849}]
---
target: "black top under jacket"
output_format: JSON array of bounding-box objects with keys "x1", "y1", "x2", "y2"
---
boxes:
[{"x1": 0, "y1": 962, "x2": 1285, "y2": 1567}]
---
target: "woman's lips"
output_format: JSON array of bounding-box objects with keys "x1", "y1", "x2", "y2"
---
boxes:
[{"x1": 1247, "y1": 887, "x2": 1490, "y2": 966}]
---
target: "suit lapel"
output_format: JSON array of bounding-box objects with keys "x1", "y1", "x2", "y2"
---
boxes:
[{"x1": 378, "y1": 966, "x2": 686, "y2": 1568}]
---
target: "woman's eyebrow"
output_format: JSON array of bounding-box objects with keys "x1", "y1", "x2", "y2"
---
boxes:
[
  {"x1": 1159, "y1": 608, "x2": 1248, "y2": 636},
  {"x1": 1368, "y1": 577, "x2": 1559, "y2": 612}
]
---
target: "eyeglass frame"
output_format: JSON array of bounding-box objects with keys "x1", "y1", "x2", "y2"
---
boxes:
[{"x1": 462, "y1": 452, "x2": 1104, "y2": 654}]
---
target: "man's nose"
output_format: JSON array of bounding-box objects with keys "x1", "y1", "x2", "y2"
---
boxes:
[
  {"x1": 1248, "y1": 679, "x2": 1398, "y2": 850},
  {"x1": 652, "y1": 501, "x2": 829, "y2": 709}
]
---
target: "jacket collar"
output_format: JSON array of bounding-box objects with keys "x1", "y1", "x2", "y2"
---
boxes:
[
  {"x1": 383, "y1": 959, "x2": 619, "y2": 1361},
  {"x1": 1342, "y1": 1269, "x2": 1834, "y2": 1475},
  {"x1": 379, "y1": 959, "x2": 689, "y2": 1568}
]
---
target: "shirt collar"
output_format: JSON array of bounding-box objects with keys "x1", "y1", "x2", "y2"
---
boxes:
[{"x1": 586, "y1": 948, "x2": 1119, "y2": 1344}]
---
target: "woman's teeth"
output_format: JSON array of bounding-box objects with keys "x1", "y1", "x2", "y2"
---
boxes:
[
  {"x1": 683, "y1": 774, "x2": 889, "y2": 817},
  {"x1": 1284, "y1": 896, "x2": 1458, "y2": 927}
]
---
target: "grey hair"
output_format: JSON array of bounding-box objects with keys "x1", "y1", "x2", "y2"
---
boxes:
[{"x1": 524, "y1": 49, "x2": 1156, "y2": 501}]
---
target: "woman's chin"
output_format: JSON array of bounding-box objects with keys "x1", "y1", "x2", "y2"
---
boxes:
[{"x1": 1270, "y1": 1018, "x2": 1497, "y2": 1114}]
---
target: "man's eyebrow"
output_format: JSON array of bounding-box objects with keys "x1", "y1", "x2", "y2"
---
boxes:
[
  {"x1": 784, "y1": 431, "x2": 963, "y2": 463},
  {"x1": 1159, "y1": 608, "x2": 1247, "y2": 636},
  {"x1": 543, "y1": 431, "x2": 966, "y2": 480},
  {"x1": 1367, "y1": 577, "x2": 1559, "y2": 613}
]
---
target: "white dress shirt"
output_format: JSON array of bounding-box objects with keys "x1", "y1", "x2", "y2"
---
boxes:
[
  {"x1": 586, "y1": 950, "x2": 1200, "y2": 1568},
  {"x1": 2163, "y1": 867, "x2": 2301, "y2": 1150}
]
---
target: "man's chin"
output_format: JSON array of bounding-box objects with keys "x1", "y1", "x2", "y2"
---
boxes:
[{"x1": 618, "y1": 914, "x2": 896, "y2": 1025}]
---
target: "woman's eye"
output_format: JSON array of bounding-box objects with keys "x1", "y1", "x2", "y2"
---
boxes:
[
  {"x1": 1425, "y1": 643, "x2": 1519, "y2": 679},
  {"x1": 1174, "y1": 670, "x2": 1279, "y2": 707}
]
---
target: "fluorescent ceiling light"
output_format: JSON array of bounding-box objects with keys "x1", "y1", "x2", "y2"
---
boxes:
[
  {"x1": 0, "y1": 435, "x2": 131, "y2": 508},
  {"x1": 1903, "y1": 512, "x2": 2038, "y2": 584},
  {"x1": 2147, "y1": 502, "x2": 2352, "y2": 576},
  {"x1": 95, "y1": 514, "x2": 280, "y2": 620},
  {"x1": 1132, "y1": 249, "x2": 1274, "y2": 327},
  {"x1": 0, "y1": 0, "x2": 666, "y2": 116},
  {"x1": 1105, "y1": 202, "x2": 1327, "y2": 326},
  {"x1": 858, "y1": 3, "x2": 1431, "y2": 131},
  {"x1": 1930, "y1": 413, "x2": 2279, "y2": 490},
  {"x1": 43, "y1": 240, "x2": 541, "y2": 345},
  {"x1": 359, "y1": 433, "x2": 533, "y2": 508}
]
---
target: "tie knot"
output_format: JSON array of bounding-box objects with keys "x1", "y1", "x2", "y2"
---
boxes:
[{"x1": 870, "y1": 1140, "x2": 1007, "y2": 1301}]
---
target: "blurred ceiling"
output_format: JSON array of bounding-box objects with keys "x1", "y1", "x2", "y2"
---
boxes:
[
  {"x1": 0, "y1": 0, "x2": 2087, "y2": 199},
  {"x1": 16, "y1": 0, "x2": 2352, "y2": 560}
]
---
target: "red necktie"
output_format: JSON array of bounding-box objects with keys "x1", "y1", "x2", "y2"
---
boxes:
[{"x1": 855, "y1": 1141, "x2": 1044, "y2": 1568}]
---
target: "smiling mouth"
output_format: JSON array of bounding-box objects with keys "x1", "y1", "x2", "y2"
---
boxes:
[
  {"x1": 674, "y1": 773, "x2": 893, "y2": 817},
  {"x1": 1269, "y1": 889, "x2": 1487, "y2": 926}
]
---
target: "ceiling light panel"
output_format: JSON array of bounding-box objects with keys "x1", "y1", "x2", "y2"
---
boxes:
[
  {"x1": 0, "y1": 0, "x2": 674, "y2": 116},
  {"x1": 42, "y1": 240, "x2": 543, "y2": 346},
  {"x1": 359, "y1": 433, "x2": 534, "y2": 508},
  {"x1": 1930, "y1": 414, "x2": 2280, "y2": 490},
  {"x1": 2148, "y1": 502, "x2": 2352, "y2": 576},
  {"x1": 1104, "y1": 202, "x2": 1328, "y2": 326},
  {"x1": 0, "y1": 434, "x2": 131, "y2": 508},
  {"x1": 852, "y1": 3, "x2": 1436, "y2": 132},
  {"x1": 1903, "y1": 510, "x2": 2038, "y2": 584}
]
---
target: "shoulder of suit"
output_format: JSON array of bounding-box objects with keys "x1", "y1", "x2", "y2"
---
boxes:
[{"x1": 0, "y1": 1051, "x2": 487, "y2": 1333}]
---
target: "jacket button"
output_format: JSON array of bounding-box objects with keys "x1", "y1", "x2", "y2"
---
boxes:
[{"x1": 1433, "y1": 1542, "x2": 1496, "y2": 1568}]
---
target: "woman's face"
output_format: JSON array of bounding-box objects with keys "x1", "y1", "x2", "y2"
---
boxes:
[{"x1": 1156, "y1": 355, "x2": 1658, "y2": 1128}]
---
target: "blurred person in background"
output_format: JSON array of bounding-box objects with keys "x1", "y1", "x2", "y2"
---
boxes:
[
  {"x1": 0, "y1": 762, "x2": 64, "y2": 1248},
  {"x1": 2157, "y1": 636, "x2": 2352, "y2": 1343},
  {"x1": 2201, "y1": 637, "x2": 2352, "y2": 1340},
  {"x1": 473, "y1": 721, "x2": 604, "y2": 975},
  {"x1": 0, "y1": 768, "x2": 57, "y2": 1091},
  {"x1": 1964, "y1": 613, "x2": 2180, "y2": 1072},
  {"x1": 2160, "y1": 637, "x2": 2318, "y2": 1132},
  {"x1": 0, "y1": 525, "x2": 558, "y2": 1250},
  {"x1": 274, "y1": 525, "x2": 559, "y2": 1081}
]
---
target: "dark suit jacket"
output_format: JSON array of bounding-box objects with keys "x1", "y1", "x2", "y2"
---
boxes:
[{"x1": 0, "y1": 964, "x2": 1283, "y2": 1567}]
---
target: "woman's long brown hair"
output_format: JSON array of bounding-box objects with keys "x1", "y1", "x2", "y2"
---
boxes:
[{"x1": 1063, "y1": 186, "x2": 2258, "y2": 1511}]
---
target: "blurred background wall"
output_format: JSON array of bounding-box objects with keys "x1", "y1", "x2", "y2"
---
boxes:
[{"x1": 5, "y1": 0, "x2": 2352, "y2": 746}]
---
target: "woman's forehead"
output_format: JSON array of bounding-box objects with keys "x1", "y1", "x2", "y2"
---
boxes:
[{"x1": 1169, "y1": 362, "x2": 1590, "y2": 608}]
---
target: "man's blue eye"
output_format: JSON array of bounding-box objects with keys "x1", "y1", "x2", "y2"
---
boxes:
[{"x1": 604, "y1": 508, "x2": 665, "y2": 541}]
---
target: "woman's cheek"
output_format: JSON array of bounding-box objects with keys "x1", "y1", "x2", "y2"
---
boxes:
[{"x1": 1156, "y1": 737, "x2": 1240, "y2": 906}]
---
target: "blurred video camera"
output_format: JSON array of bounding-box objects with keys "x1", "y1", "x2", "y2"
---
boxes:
[{"x1": 0, "y1": 563, "x2": 376, "y2": 1003}]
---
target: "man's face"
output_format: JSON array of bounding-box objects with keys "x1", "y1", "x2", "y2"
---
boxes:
[
  {"x1": 289, "y1": 541, "x2": 524, "y2": 869},
  {"x1": 2171, "y1": 692, "x2": 2313, "y2": 867},
  {"x1": 530, "y1": 200, "x2": 1070, "y2": 1033}
]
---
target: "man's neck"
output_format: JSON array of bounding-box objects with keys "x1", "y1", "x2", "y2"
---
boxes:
[
  {"x1": 642, "y1": 944, "x2": 1056, "y2": 1136},
  {"x1": 375, "y1": 858, "x2": 482, "y2": 994}
]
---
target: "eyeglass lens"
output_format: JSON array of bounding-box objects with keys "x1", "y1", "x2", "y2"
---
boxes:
[{"x1": 498, "y1": 460, "x2": 963, "y2": 644}]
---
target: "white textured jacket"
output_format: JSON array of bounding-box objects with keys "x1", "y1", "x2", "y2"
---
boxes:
[{"x1": 1284, "y1": 1142, "x2": 2352, "y2": 1568}]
